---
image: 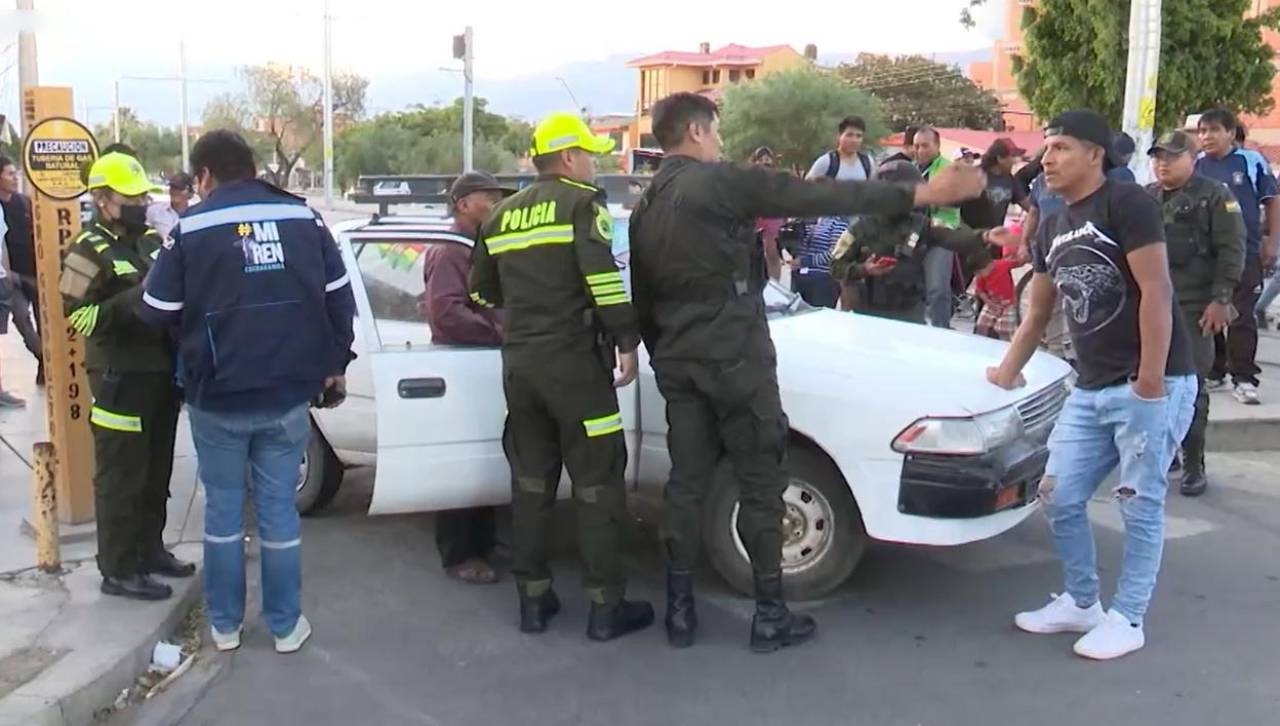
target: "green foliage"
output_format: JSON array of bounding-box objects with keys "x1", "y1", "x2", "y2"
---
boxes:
[
  {"x1": 966, "y1": 0, "x2": 1280, "y2": 131},
  {"x1": 93, "y1": 108, "x2": 184, "y2": 176},
  {"x1": 837, "y1": 54, "x2": 1003, "y2": 131},
  {"x1": 202, "y1": 63, "x2": 368, "y2": 186},
  {"x1": 719, "y1": 67, "x2": 886, "y2": 173},
  {"x1": 332, "y1": 97, "x2": 530, "y2": 187}
]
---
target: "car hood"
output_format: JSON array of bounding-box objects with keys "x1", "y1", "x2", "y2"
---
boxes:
[{"x1": 770, "y1": 309, "x2": 1073, "y2": 417}]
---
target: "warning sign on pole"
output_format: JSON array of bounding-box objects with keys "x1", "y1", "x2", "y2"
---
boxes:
[
  {"x1": 22, "y1": 87, "x2": 98, "y2": 524},
  {"x1": 23, "y1": 118, "x2": 97, "y2": 200}
]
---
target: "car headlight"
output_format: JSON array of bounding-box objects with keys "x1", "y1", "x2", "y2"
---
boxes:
[{"x1": 891, "y1": 405, "x2": 1024, "y2": 456}]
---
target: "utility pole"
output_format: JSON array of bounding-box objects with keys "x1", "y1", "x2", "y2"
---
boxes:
[
  {"x1": 179, "y1": 41, "x2": 190, "y2": 172},
  {"x1": 17, "y1": 0, "x2": 38, "y2": 137},
  {"x1": 1121, "y1": 0, "x2": 1162, "y2": 184},
  {"x1": 454, "y1": 27, "x2": 474, "y2": 172},
  {"x1": 322, "y1": 0, "x2": 334, "y2": 205},
  {"x1": 112, "y1": 80, "x2": 120, "y2": 142}
]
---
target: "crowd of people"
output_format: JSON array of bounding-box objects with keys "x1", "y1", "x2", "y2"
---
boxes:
[{"x1": 0, "y1": 87, "x2": 1272, "y2": 663}]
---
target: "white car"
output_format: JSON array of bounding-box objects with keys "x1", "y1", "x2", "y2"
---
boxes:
[{"x1": 301, "y1": 213, "x2": 1073, "y2": 600}]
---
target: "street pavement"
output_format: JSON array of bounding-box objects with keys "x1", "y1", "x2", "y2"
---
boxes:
[{"x1": 127, "y1": 453, "x2": 1280, "y2": 726}]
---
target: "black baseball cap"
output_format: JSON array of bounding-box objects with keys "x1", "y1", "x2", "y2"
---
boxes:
[
  {"x1": 1112, "y1": 131, "x2": 1136, "y2": 157},
  {"x1": 449, "y1": 171, "x2": 515, "y2": 205},
  {"x1": 1044, "y1": 110, "x2": 1120, "y2": 168},
  {"x1": 167, "y1": 171, "x2": 194, "y2": 191},
  {"x1": 1147, "y1": 129, "x2": 1196, "y2": 156}
]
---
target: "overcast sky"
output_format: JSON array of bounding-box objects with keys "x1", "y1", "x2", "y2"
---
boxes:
[{"x1": 0, "y1": 0, "x2": 1004, "y2": 127}]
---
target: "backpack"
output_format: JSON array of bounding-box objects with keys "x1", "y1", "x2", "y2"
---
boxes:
[{"x1": 825, "y1": 150, "x2": 873, "y2": 180}]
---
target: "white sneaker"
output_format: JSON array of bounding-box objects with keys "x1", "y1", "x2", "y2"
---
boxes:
[
  {"x1": 1014, "y1": 593, "x2": 1105, "y2": 634},
  {"x1": 1205, "y1": 377, "x2": 1228, "y2": 393},
  {"x1": 1073, "y1": 608, "x2": 1145, "y2": 660},
  {"x1": 274, "y1": 615, "x2": 312, "y2": 654},
  {"x1": 1233, "y1": 382, "x2": 1261, "y2": 405},
  {"x1": 210, "y1": 625, "x2": 242, "y2": 652}
]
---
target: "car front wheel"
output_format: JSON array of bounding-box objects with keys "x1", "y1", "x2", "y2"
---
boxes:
[
  {"x1": 296, "y1": 421, "x2": 344, "y2": 515},
  {"x1": 703, "y1": 444, "x2": 868, "y2": 601}
]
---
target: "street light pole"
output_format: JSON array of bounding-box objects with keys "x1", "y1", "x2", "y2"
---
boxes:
[
  {"x1": 112, "y1": 80, "x2": 120, "y2": 142},
  {"x1": 179, "y1": 40, "x2": 190, "y2": 172},
  {"x1": 322, "y1": 0, "x2": 334, "y2": 205},
  {"x1": 462, "y1": 26, "x2": 474, "y2": 173},
  {"x1": 1121, "y1": 0, "x2": 1162, "y2": 184}
]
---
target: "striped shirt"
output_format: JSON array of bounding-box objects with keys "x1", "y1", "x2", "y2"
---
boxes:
[{"x1": 799, "y1": 216, "x2": 851, "y2": 275}]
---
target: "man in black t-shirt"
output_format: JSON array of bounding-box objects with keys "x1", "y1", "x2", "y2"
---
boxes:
[
  {"x1": 961, "y1": 138, "x2": 1031, "y2": 230},
  {"x1": 0, "y1": 157, "x2": 43, "y2": 384},
  {"x1": 986, "y1": 111, "x2": 1197, "y2": 662}
]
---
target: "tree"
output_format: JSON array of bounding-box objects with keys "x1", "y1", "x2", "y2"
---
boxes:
[
  {"x1": 93, "y1": 107, "x2": 184, "y2": 175},
  {"x1": 719, "y1": 67, "x2": 886, "y2": 173},
  {"x1": 962, "y1": 0, "x2": 1280, "y2": 131},
  {"x1": 204, "y1": 63, "x2": 368, "y2": 186},
  {"x1": 836, "y1": 54, "x2": 1003, "y2": 131}
]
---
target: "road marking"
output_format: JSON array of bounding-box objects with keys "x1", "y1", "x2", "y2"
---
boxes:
[{"x1": 1087, "y1": 501, "x2": 1217, "y2": 539}]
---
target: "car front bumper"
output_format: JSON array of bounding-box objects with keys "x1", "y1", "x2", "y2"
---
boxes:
[{"x1": 897, "y1": 432, "x2": 1051, "y2": 520}]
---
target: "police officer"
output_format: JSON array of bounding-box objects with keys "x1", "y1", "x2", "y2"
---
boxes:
[
  {"x1": 470, "y1": 113, "x2": 653, "y2": 641},
  {"x1": 1147, "y1": 130, "x2": 1246, "y2": 496},
  {"x1": 832, "y1": 160, "x2": 1010, "y2": 322},
  {"x1": 628, "y1": 92, "x2": 985, "y2": 652},
  {"x1": 61, "y1": 152, "x2": 192, "y2": 600}
]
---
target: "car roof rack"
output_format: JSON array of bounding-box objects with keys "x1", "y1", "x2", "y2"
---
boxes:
[{"x1": 351, "y1": 173, "x2": 657, "y2": 216}]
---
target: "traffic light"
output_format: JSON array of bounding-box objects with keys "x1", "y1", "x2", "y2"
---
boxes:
[{"x1": 453, "y1": 34, "x2": 466, "y2": 60}]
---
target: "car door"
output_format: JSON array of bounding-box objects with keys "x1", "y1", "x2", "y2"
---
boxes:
[{"x1": 348, "y1": 228, "x2": 638, "y2": 516}]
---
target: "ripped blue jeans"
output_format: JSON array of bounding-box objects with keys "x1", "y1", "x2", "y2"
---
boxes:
[{"x1": 1041, "y1": 375, "x2": 1197, "y2": 625}]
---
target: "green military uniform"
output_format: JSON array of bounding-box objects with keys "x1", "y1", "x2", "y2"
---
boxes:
[
  {"x1": 831, "y1": 210, "x2": 993, "y2": 322},
  {"x1": 61, "y1": 153, "x2": 181, "y2": 589},
  {"x1": 1147, "y1": 169, "x2": 1246, "y2": 482},
  {"x1": 470, "y1": 118, "x2": 640, "y2": 618}
]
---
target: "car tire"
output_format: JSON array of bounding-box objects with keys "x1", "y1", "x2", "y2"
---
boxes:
[
  {"x1": 296, "y1": 421, "x2": 344, "y2": 516},
  {"x1": 702, "y1": 444, "x2": 868, "y2": 602}
]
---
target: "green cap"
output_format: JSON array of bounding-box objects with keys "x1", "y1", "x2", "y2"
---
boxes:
[
  {"x1": 86, "y1": 152, "x2": 165, "y2": 196},
  {"x1": 530, "y1": 112, "x2": 615, "y2": 156},
  {"x1": 1147, "y1": 129, "x2": 1196, "y2": 156}
]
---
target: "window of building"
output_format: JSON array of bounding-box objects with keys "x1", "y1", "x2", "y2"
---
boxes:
[
  {"x1": 729, "y1": 69, "x2": 741, "y2": 83},
  {"x1": 746, "y1": 69, "x2": 756, "y2": 80},
  {"x1": 702, "y1": 70, "x2": 711, "y2": 85}
]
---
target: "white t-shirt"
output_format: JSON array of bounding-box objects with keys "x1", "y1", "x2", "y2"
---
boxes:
[{"x1": 805, "y1": 151, "x2": 873, "y2": 181}]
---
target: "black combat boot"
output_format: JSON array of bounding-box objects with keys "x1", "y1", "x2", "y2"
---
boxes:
[
  {"x1": 518, "y1": 589, "x2": 561, "y2": 634},
  {"x1": 101, "y1": 573, "x2": 173, "y2": 601},
  {"x1": 665, "y1": 569, "x2": 697, "y2": 648},
  {"x1": 586, "y1": 599, "x2": 655, "y2": 642},
  {"x1": 1180, "y1": 461, "x2": 1209, "y2": 497},
  {"x1": 749, "y1": 572, "x2": 815, "y2": 653}
]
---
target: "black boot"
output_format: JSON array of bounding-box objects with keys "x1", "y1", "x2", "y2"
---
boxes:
[
  {"x1": 665, "y1": 569, "x2": 697, "y2": 648},
  {"x1": 101, "y1": 573, "x2": 173, "y2": 601},
  {"x1": 749, "y1": 573, "x2": 815, "y2": 653},
  {"x1": 518, "y1": 589, "x2": 560, "y2": 634},
  {"x1": 143, "y1": 550, "x2": 197, "y2": 578},
  {"x1": 1180, "y1": 468, "x2": 1209, "y2": 497},
  {"x1": 587, "y1": 599, "x2": 655, "y2": 642}
]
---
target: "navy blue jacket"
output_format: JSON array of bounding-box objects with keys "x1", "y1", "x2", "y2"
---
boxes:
[{"x1": 141, "y1": 180, "x2": 356, "y2": 413}]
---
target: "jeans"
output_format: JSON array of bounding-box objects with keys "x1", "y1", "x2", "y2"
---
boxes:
[
  {"x1": 923, "y1": 246, "x2": 954, "y2": 329},
  {"x1": 189, "y1": 402, "x2": 310, "y2": 637},
  {"x1": 1042, "y1": 375, "x2": 1197, "y2": 625},
  {"x1": 794, "y1": 271, "x2": 840, "y2": 308},
  {"x1": 1256, "y1": 267, "x2": 1280, "y2": 320}
]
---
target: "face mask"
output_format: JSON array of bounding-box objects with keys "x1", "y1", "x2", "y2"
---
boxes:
[{"x1": 118, "y1": 204, "x2": 149, "y2": 234}]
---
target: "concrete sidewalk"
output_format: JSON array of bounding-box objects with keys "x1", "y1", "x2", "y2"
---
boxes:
[{"x1": 0, "y1": 334, "x2": 204, "y2": 726}]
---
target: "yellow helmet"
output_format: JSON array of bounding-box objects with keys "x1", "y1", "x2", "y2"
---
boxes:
[
  {"x1": 86, "y1": 152, "x2": 165, "y2": 196},
  {"x1": 530, "y1": 112, "x2": 616, "y2": 156}
]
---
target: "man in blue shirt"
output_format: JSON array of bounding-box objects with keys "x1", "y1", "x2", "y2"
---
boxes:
[
  {"x1": 142, "y1": 130, "x2": 356, "y2": 654},
  {"x1": 1195, "y1": 108, "x2": 1277, "y2": 404}
]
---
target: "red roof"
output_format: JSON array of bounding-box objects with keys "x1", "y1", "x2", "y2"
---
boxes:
[{"x1": 627, "y1": 44, "x2": 793, "y2": 68}]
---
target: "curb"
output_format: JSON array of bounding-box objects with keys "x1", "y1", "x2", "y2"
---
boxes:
[
  {"x1": 0, "y1": 552, "x2": 202, "y2": 726},
  {"x1": 1207, "y1": 416, "x2": 1280, "y2": 452}
]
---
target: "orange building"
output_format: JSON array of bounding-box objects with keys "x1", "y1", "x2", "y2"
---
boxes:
[
  {"x1": 624, "y1": 43, "x2": 812, "y2": 150},
  {"x1": 968, "y1": 0, "x2": 1280, "y2": 149}
]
